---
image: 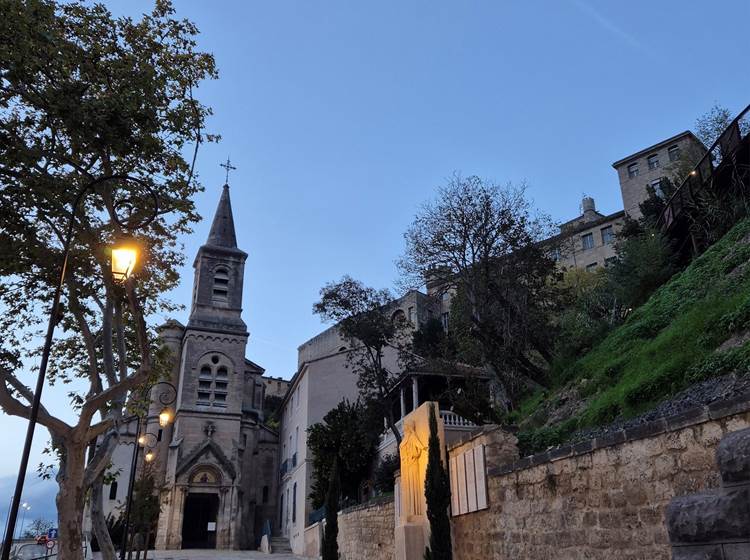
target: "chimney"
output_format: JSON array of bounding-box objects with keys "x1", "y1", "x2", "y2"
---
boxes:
[{"x1": 582, "y1": 196, "x2": 597, "y2": 222}]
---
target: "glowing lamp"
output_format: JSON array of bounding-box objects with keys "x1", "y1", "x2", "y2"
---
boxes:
[
  {"x1": 137, "y1": 435, "x2": 147, "y2": 446},
  {"x1": 144, "y1": 450, "x2": 155, "y2": 463},
  {"x1": 111, "y1": 245, "x2": 138, "y2": 283},
  {"x1": 158, "y1": 409, "x2": 172, "y2": 427}
]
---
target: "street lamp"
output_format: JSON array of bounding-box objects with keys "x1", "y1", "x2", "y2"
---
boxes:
[
  {"x1": 119, "y1": 381, "x2": 176, "y2": 560},
  {"x1": 111, "y1": 244, "x2": 140, "y2": 283},
  {"x1": 16, "y1": 504, "x2": 30, "y2": 541},
  {"x1": 1, "y1": 175, "x2": 158, "y2": 560},
  {"x1": 158, "y1": 409, "x2": 172, "y2": 428}
]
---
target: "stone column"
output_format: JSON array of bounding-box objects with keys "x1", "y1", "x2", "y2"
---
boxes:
[
  {"x1": 411, "y1": 377, "x2": 419, "y2": 411},
  {"x1": 400, "y1": 388, "x2": 406, "y2": 419},
  {"x1": 165, "y1": 486, "x2": 187, "y2": 549}
]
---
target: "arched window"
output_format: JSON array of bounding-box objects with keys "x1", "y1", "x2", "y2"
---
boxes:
[
  {"x1": 212, "y1": 267, "x2": 229, "y2": 302},
  {"x1": 109, "y1": 481, "x2": 118, "y2": 500},
  {"x1": 196, "y1": 356, "x2": 229, "y2": 408}
]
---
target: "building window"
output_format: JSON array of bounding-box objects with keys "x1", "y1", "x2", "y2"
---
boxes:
[
  {"x1": 586, "y1": 262, "x2": 598, "y2": 272},
  {"x1": 157, "y1": 429, "x2": 163, "y2": 442},
  {"x1": 647, "y1": 154, "x2": 660, "y2": 170},
  {"x1": 109, "y1": 482, "x2": 118, "y2": 501},
  {"x1": 581, "y1": 232, "x2": 594, "y2": 250},
  {"x1": 627, "y1": 163, "x2": 639, "y2": 178},
  {"x1": 262, "y1": 486, "x2": 269, "y2": 504},
  {"x1": 601, "y1": 226, "x2": 614, "y2": 245},
  {"x1": 441, "y1": 312, "x2": 450, "y2": 331},
  {"x1": 668, "y1": 145, "x2": 680, "y2": 162},
  {"x1": 212, "y1": 267, "x2": 229, "y2": 302},
  {"x1": 651, "y1": 178, "x2": 664, "y2": 197},
  {"x1": 550, "y1": 247, "x2": 561, "y2": 261},
  {"x1": 407, "y1": 306, "x2": 414, "y2": 324},
  {"x1": 197, "y1": 359, "x2": 229, "y2": 408},
  {"x1": 292, "y1": 483, "x2": 297, "y2": 523}
]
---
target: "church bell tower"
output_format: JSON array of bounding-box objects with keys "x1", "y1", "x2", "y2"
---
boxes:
[{"x1": 188, "y1": 184, "x2": 248, "y2": 335}]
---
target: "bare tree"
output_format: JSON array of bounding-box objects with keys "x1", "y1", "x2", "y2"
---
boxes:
[{"x1": 399, "y1": 175, "x2": 558, "y2": 402}]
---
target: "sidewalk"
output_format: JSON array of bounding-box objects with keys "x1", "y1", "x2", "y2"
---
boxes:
[{"x1": 93, "y1": 550, "x2": 303, "y2": 560}]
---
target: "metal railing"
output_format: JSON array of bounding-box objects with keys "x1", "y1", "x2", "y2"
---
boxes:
[{"x1": 658, "y1": 103, "x2": 750, "y2": 232}]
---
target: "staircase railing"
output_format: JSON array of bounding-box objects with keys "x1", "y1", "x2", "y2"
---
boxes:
[{"x1": 658, "y1": 103, "x2": 750, "y2": 232}]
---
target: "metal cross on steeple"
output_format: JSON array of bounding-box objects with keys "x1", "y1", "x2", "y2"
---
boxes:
[{"x1": 220, "y1": 157, "x2": 237, "y2": 185}]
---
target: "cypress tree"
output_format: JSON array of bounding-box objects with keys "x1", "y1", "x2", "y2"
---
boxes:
[
  {"x1": 322, "y1": 456, "x2": 340, "y2": 560},
  {"x1": 424, "y1": 404, "x2": 452, "y2": 560}
]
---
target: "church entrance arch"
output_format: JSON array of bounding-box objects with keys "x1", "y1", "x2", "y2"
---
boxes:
[
  {"x1": 181, "y1": 493, "x2": 219, "y2": 549},
  {"x1": 181, "y1": 465, "x2": 223, "y2": 549}
]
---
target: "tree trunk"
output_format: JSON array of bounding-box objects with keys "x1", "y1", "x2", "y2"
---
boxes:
[
  {"x1": 91, "y1": 474, "x2": 117, "y2": 560},
  {"x1": 56, "y1": 442, "x2": 88, "y2": 560}
]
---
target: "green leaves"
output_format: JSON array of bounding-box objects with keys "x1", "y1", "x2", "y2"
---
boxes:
[{"x1": 307, "y1": 399, "x2": 379, "y2": 509}]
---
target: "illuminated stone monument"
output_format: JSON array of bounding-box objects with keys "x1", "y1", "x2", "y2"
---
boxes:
[{"x1": 395, "y1": 401, "x2": 446, "y2": 560}]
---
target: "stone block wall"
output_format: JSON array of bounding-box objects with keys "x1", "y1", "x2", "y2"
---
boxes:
[
  {"x1": 337, "y1": 497, "x2": 395, "y2": 560},
  {"x1": 451, "y1": 397, "x2": 750, "y2": 560},
  {"x1": 667, "y1": 426, "x2": 750, "y2": 559}
]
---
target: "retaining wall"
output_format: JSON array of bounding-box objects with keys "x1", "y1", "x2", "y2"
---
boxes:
[
  {"x1": 337, "y1": 496, "x2": 395, "y2": 560},
  {"x1": 451, "y1": 395, "x2": 750, "y2": 560}
]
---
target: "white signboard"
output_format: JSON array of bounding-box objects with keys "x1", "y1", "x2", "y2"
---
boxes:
[
  {"x1": 457, "y1": 452, "x2": 468, "y2": 515},
  {"x1": 207, "y1": 522, "x2": 216, "y2": 532},
  {"x1": 449, "y1": 455, "x2": 459, "y2": 515},
  {"x1": 450, "y1": 443, "x2": 488, "y2": 517},
  {"x1": 465, "y1": 449, "x2": 477, "y2": 512},
  {"x1": 474, "y1": 444, "x2": 488, "y2": 510}
]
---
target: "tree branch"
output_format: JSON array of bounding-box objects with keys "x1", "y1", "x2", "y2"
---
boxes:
[{"x1": 0, "y1": 368, "x2": 73, "y2": 436}]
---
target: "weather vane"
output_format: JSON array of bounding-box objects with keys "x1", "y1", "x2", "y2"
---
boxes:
[{"x1": 220, "y1": 157, "x2": 237, "y2": 185}]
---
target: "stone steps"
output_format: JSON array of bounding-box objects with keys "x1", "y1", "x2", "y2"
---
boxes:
[{"x1": 269, "y1": 537, "x2": 292, "y2": 554}]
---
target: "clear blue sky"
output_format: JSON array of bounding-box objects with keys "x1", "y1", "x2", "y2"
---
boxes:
[{"x1": 1, "y1": 0, "x2": 749, "y2": 522}]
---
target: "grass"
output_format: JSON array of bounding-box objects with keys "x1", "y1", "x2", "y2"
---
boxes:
[{"x1": 516, "y1": 218, "x2": 750, "y2": 454}]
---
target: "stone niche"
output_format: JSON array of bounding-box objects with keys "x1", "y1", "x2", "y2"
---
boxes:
[{"x1": 395, "y1": 401, "x2": 445, "y2": 560}]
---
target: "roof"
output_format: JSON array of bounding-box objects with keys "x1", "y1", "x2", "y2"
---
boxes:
[
  {"x1": 206, "y1": 184, "x2": 238, "y2": 248},
  {"x1": 545, "y1": 209, "x2": 625, "y2": 245},
  {"x1": 244, "y1": 357, "x2": 265, "y2": 375},
  {"x1": 611, "y1": 130, "x2": 702, "y2": 168}
]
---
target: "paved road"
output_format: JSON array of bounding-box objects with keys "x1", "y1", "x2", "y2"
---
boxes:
[{"x1": 94, "y1": 550, "x2": 304, "y2": 560}]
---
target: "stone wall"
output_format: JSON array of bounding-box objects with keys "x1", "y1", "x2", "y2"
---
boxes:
[
  {"x1": 451, "y1": 396, "x2": 750, "y2": 560},
  {"x1": 337, "y1": 497, "x2": 395, "y2": 560}
]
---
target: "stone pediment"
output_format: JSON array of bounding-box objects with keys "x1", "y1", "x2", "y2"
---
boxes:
[{"x1": 175, "y1": 438, "x2": 236, "y2": 481}]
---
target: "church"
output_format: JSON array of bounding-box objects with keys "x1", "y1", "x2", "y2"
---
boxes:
[{"x1": 101, "y1": 183, "x2": 280, "y2": 550}]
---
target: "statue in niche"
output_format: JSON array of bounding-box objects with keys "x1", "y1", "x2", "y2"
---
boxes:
[{"x1": 400, "y1": 420, "x2": 428, "y2": 519}]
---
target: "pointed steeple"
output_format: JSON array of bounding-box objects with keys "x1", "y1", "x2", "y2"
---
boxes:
[
  {"x1": 206, "y1": 184, "x2": 237, "y2": 248},
  {"x1": 188, "y1": 184, "x2": 248, "y2": 335}
]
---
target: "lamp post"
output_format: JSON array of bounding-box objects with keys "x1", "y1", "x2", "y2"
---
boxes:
[
  {"x1": 1, "y1": 175, "x2": 158, "y2": 560},
  {"x1": 119, "y1": 381, "x2": 176, "y2": 560},
  {"x1": 16, "y1": 504, "x2": 30, "y2": 541}
]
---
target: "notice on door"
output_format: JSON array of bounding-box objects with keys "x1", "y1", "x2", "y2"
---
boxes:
[{"x1": 207, "y1": 522, "x2": 216, "y2": 532}]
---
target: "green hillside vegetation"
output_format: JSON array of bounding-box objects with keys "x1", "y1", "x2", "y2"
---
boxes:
[{"x1": 515, "y1": 217, "x2": 750, "y2": 454}]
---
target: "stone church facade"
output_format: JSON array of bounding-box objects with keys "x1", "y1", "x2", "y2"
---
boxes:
[{"x1": 103, "y1": 184, "x2": 280, "y2": 551}]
